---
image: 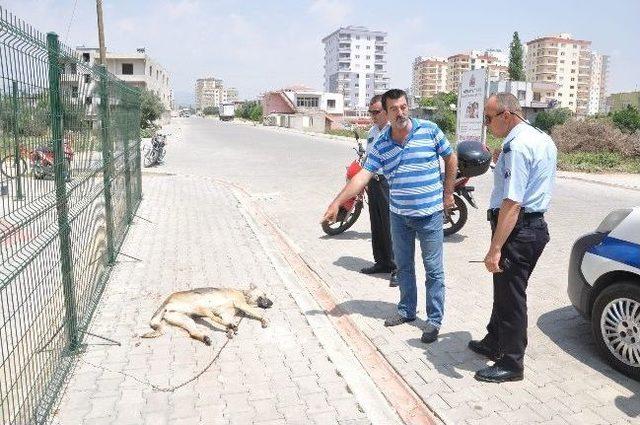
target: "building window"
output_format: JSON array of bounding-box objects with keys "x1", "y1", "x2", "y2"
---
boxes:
[
  {"x1": 570, "y1": 85, "x2": 574, "y2": 89},
  {"x1": 571, "y1": 77, "x2": 575, "y2": 81},
  {"x1": 71, "y1": 85, "x2": 78, "y2": 98},
  {"x1": 84, "y1": 74, "x2": 91, "y2": 83},
  {"x1": 356, "y1": 35, "x2": 360, "y2": 40},
  {"x1": 85, "y1": 96, "x2": 92, "y2": 105},
  {"x1": 569, "y1": 94, "x2": 574, "y2": 97},
  {"x1": 327, "y1": 99, "x2": 336, "y2": 108},
  {"x1": 69, "y1": 63, "x2": 77, "y2": 74},
  {"x1": 533, "y1": 93, "x2": 541, "y2": 101},
  {"x1": 149, "y1": 66, "x2": 152, "y2": 76},
  {"x1": 82, "y1": 53, "x2": 90, "y2": 62},
  {"x1": 122, "y1": 63, "x2": 133, "y2": 75},
  {"x1": 296, "y1": 97, "x2": 319, "y2": 108},
  {"x1": 517, "y1": 90, "x2": 526, "y2": 101}
]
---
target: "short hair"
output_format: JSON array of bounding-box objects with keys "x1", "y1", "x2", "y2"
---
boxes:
[
  {"x1": 491, "y1": 92, "x2": 523, "y2": 115},
  {"x1": 369, "y1": 95, "x2": 382, "y2": 105},
  {"x1": 381, "y1": 89, "x2": 408, "y2": 111}
]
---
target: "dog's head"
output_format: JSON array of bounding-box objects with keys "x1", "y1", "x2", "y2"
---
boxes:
[{"x1": 246, "y1": 286, "x2": 273, "y2": 309}]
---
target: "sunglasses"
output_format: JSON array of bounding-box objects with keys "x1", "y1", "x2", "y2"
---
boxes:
[
  {"x1": 368, "y1": 109, "x2": 382, "y2": 115},
  {"x1": 484, "y1": 110, "x2": 507, "y2": 124}
]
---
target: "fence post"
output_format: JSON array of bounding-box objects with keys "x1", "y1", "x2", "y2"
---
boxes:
[
  {"x1": 98, "y1": 65, "x2": 116, "y2": 264},
  {"x1": 47, "y1": 32, "x2": 78, "y2": 351},
  {"x1": 122, "y1": 94, "x2": 133, "y2": 223},
  {"x1": 11, "y1": 81, "x2": 23, "y2": 200}
]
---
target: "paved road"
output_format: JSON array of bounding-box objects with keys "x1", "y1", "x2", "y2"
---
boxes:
[
  {"x1": 172, "y1": 117, "x2": 640, "y2": 424},
  {"x1": 54, "y1": 116, "x2": 640, "y2": 424}
]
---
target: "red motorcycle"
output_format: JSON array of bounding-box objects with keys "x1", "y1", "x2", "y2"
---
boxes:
[
  {"x1": 30, "y1": 139, "x2": 74, "y2": 181},
  {"x1": 322, "y1": 131, "x2": 367, "y2": 236},
  {"x1": 321, "y1": 136, "x2": 489, "y2": 237}
]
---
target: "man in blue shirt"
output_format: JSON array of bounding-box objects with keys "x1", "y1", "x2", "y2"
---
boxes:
[
  {"x1": 469, "y1": 93, "x2": 557, "y2": 383},
  {"x1": 322, "y1": 89, "x2": 458, "y2": 343}
]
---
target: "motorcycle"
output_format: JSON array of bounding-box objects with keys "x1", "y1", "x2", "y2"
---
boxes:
[
  {"x1": 31, "y1": 140, "x2": 74, "y2": 181},
  {"x1": 143, "y1": 133, "x2": 167, "y2": 167},
  {"x1": 321, "y1": 131, "x2": 367, "y2": 236},
  {"x1": 443, "y1": 171, "x2": 476, "y2": 236},
  {"x1": 321, "y1": 133, "x2": 484, "y2": 237}
]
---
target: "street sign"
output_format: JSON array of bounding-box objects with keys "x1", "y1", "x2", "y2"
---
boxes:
[{"x1": 456, "y1": 69, "x2": 488, "y2": 143}]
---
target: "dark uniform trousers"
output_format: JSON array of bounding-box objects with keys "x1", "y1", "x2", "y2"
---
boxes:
[
  {"x1": 484, "y1": 209, "x2": 550, "y2": 371},
  {"x1": 367, "y1": 176, "x2": 395, "y2": 268}
]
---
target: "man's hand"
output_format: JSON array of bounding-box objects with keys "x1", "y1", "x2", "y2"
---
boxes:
[
  {"x1": 443, "y1": 192, "x2": 455, "y2": 211},
  {"x1": 484, "y1": 248, "x2": 503, "y2": 273},
  {"x1": 321, "y1": 202, "x2": 340, "y2": 224}
]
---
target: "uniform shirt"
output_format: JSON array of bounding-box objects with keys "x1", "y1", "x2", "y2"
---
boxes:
[
  {"x1": 363, "y1": 118, "x2": 452, "y2": 217},
  {"x1": 490, "y1": 122, "x2": 557, "y2": 213}
]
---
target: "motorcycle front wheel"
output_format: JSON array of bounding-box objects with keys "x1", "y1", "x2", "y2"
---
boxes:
[
  {"x1": 321, "y1": 200, "x2": 363, "y2": 236},
  {"x1": 143, "y1": 149, "x2": 157, "y2": 167},
  {"x1": 0, "y1": 155, "x2": 28, "y2": 179},
  {"x1": 443, "y1": 193, "x2": 468, "y2": 237}
]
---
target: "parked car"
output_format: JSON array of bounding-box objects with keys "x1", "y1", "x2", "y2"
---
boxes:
[{"x1": 568, "y1": 207, "x2": 640, "y2": 379}]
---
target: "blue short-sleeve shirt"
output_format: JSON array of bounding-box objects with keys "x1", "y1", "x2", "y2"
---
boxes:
[
  {"x1": 490, "y1": 122, "x2": 558, "y2": 212},
  {"x1": 363, "y1": 118, "x2": 452, "y2": 217}
]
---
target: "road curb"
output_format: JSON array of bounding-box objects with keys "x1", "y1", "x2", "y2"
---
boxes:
[
  {"x1": 557, "y1": 173, "x2": 640, "y2": 192},
  {"x1": 221, "y1": 178, "x2": 446, "y2": 425}
]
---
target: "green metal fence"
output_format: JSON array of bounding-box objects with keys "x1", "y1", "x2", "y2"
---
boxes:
[{"x1": 0, "y1": 7, "x2": 142, "y2": 424}]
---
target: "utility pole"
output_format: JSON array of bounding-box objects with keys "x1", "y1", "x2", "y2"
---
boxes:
[{"x1": 96, "y1": 0, "x2": 106, "y2": 65}]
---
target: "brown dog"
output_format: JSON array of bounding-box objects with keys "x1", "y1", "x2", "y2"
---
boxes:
[{"x1": 141, "y1": 285, "x2": 273, "y2": 345}]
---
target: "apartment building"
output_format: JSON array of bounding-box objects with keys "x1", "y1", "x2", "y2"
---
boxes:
[
  {"x1": 412, "y1": 57, "x2": 448, "y2": 99},
  {"x1": 322, "y1": 26, "x2": 390, "y2": 110},
  {"x1": 428, "y1": 49, "x2": 508, "y2": 95},
  {"x1": 75, "y1": 47, "x2": 173, "y2": 110},
  {"x1": 525, "y1": 33, "x2": 608, "y2": 115},
  {"x1": 194, "y1": 78, "x2": 238, "y2": 110},
  {"x1": 588, "y1": 52, "x2": 609, "y2": 115}
]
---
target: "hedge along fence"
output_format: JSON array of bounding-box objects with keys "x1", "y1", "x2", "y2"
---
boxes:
[{"x1": 0, "y1": 6, "x2": 142, "y2": 424}]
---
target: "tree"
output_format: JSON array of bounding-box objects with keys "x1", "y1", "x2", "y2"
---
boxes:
[
  {"x1": 419, "y1": 92, "x2": 457, "y2": 134},
  {"x1": 139, "y1": 88, "x2": 165, "y2": 129},
  {"x1": 236, "y1": 101, "x2": 262, "y2": 122},
  {"x1": 202, "y1": 106, "x2": 218, "y2": 116},
  {"x1": 611, "y1": 105, "x2": 640, "y2": 133},
  {"x1": 533, "y1": 108, "x2": 572, "y2": 133},
  {"x1": 508, "y1": 32, "x2": 526, "y2": 81}
]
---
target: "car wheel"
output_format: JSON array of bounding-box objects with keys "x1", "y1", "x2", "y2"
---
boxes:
[{"x1": 592, "y1": 281, "x2": 640, "y2": 380}]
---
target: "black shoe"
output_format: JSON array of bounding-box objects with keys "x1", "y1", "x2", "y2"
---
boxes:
[
  {"x1": 384, "y1": 313, "x2": 415, "y2": 327},
  {"x1": 468, "y1": 339, "x2": 501, "y2": 361},
  {"x1": 361, "y1": 264, "x2": 395, "y2": 274},
  {"x1": 420, "y1": 323, "x2": 439, "y2": 343},
  {"x1": 389, "y1": 271, "x2": 398, "y2": 287},
  {"x1": 474, "y1": 365, "x2": 523, "y2": 383}
]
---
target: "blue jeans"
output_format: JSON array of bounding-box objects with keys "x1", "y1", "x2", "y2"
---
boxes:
[{"x1": 390, "y1": 211, "x2": 445, "y2": 328}]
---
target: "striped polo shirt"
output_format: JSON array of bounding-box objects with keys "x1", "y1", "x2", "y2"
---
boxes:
[{"x1": 363, "y1": 118, "x2": 452, "y2": 217}]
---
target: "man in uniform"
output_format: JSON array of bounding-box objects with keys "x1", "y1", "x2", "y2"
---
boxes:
[
  {"x1": 361, "y1": 95, "x2": 397, "y2": 286},
  {"x1": 322, "y1": 89, "x2": 457, "y2": 343},
  {"x1": 470, "y1": 92, "x2": 557, "y2": 383}
]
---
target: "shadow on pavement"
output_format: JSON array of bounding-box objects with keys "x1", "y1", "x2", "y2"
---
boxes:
[
  {"x1": 407, "y1": 331, "x2": 481, "y2": 379},
  {"x1": 332, "y1": 256, "x2": 391, "y2": 281},
  {"x1": 319, "y1": 230, "x2": 371, "y2": 240},
  {"x1": 537, "y1": 306, "x2": 640, "y2": 418},
  {"x1": 444, "y1": 233, "x2": 468, "y2": 243}
]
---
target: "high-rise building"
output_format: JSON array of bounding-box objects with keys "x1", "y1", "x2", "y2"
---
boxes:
[
  {"x1": 443, "y1": 50, "x2": 508, "y2": 94},
  {"x1": 195, "y1": 78, "x2": 238, "y2": 109},
  {"x1": 524, "y1": 33, "x2": 608, "y2": 115},
  {"x1": 322, "y1": 26, "x2": 390, "y2": 110},
  {"x1": 588, "y1": 52, "x2": 609, "y2": 115},
  {"x1": 412, "y1": 56, "x2": 448, "y2": 99}
]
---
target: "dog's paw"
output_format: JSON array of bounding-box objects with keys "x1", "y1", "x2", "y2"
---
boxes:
[
  {"x1": 261, "y1": 319, "x2": 269, "y2": 328},
  {"x1": 203, "y1": 336, "x2": 212, "y2": 346},
  {"x1": 226, "y1": 329, "x2": 235, "y2": 339}
]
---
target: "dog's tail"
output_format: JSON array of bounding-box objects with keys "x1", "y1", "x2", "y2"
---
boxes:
[{"x1": 141, "y1": 297, "x2": 169, "y2": 338}]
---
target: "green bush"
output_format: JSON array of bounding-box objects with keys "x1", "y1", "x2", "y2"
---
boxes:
[
  {"x1": 202, "y1": 106, "x2": 218, "y2": 116},
  {"x1": 611, "y1": 105, "x2": 640, "y2": 133},
  {"x1": 140, "y1": 88, "x2": 165, "y2": 129},
  {"x1": 533, "y1": 108, "x2": 572, "y2": 133}
]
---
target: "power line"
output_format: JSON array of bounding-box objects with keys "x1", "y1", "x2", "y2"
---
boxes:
[{"x1": 63, "y1": 0, "x2": 79, "y2": 44}]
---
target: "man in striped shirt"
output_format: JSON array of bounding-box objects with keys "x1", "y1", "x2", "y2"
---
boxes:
[{"x1": 322, "y1": 89, "x2": 458, "y2": 343}]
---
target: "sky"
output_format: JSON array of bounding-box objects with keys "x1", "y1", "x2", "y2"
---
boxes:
[{"x1": 3, "y1": 0, "x2": 639, "y2": 106}]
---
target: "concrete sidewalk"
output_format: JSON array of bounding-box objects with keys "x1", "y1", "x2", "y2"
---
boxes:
[{"x1": 51, "y1": 173, "x2": 402, "y2": 425}]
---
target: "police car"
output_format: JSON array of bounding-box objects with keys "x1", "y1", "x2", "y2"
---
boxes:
[{"x1": 568, "y1": 207, "x2": 640, "y2": 379}]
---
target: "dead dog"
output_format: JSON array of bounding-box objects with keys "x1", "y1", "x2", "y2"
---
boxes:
[{"x1": 141, "y1": 285, "x2": 273, "y2": 345}]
